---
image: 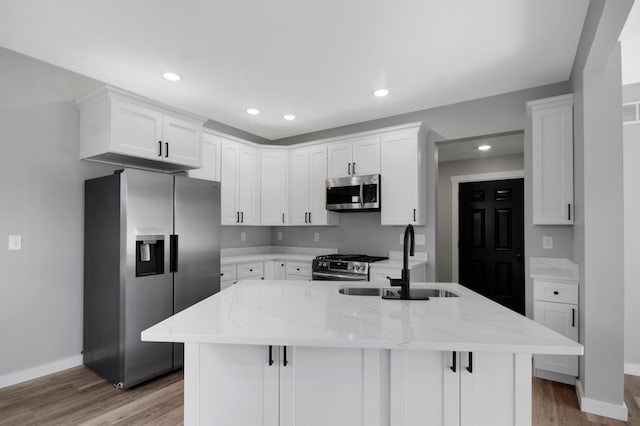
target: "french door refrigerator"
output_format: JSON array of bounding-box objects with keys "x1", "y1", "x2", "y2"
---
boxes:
[{"x1": 83, "y1": 169, "x2": 220, "y2": 388}]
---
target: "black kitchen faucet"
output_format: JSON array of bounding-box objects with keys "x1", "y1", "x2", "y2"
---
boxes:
[{"x1": 385, "y1": 224, "x2": 416, "y2": 300}]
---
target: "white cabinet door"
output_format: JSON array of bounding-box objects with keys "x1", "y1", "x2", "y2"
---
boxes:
[
  {"x1": 534, "y1": 301, "x2": 579, "y2": 376},
  {"x1": 308, "y1": 145, "x2": 337, "y2": 225},
  {"x1": 380, "y1": 130, "x2": 421, "y2": 225},
  {"x1": 220, "y1": 140, "x2": 240, "y2": 225},
  {"x1": 288, "y1": 148, "x2": 310, "y2": 226},
  {"x1": 529, "y1": 94, "x2": 574, "y2": 225},
  {"x1": 189, "y1": 132, "x2": 221, "y2": 181},
  {"x1": 459, "y1": 351, "x2": 531, "y2": 426},
  {"x1": 162, "y1": 115, "x2": 201, "y2": 167},
  {"x1": 279, "y1": 346, "x2": 368, "y2": 426},
  {"x1": 390, "y1": 350, "x2": 459, "y2": 426},
  {"x1": 237, "y1": 144, "x2": 260, "y2": 225},
  {"x1": 327, "y1": 140, "x2": 353, "y2": 178},
  {"x1": 111, "y1": 98, "x2": 164, "y2": 159},
  {"x1": 352, "y1": 136, "x2": 380, "y2": 176},
  {"x1": 261, "y1": 150, "x2": 288, "y2": 225},
  {"x1": 188, "y1": 343, "x2": 279, "y2": 426}
]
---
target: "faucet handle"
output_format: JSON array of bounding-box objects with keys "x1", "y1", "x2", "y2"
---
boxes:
[{"x1": 386, "y1": 276, "x2": 403, "y2": 287}]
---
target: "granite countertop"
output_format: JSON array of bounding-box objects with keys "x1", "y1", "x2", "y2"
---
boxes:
[
  {"x1": 530, "y1": 257, "x2": 579, "y2": 282},
  {"x1": 142, "y1": 280, "x2": 583, "y2": 355}
]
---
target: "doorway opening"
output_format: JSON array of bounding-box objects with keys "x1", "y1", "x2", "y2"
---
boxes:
[{"x1": 436, "y1": 132, "x2": 525, "y2": 314}]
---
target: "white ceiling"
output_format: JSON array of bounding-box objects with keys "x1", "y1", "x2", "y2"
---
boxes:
[
  {"x1": 621, "y1": 0, "x2": 640, "y2": 85},
  {"x1": 0, "y1": 0, "x2": 588, "y2": 140},
  {"x1": 437, "y1": 133, "x2": 524, "y2": 163}
]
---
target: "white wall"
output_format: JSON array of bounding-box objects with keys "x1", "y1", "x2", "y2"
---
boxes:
[
  {"x1": 436, "y1": 152, "x2": 525, "y2": 282},
  {"x1": 623, "y1": 83, "x2": 640, "y2": 374},
  {"x1": 0, "y1": 48, "x2": 118, "y2": 385}
]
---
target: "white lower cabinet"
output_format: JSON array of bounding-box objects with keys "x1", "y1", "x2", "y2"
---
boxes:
[
  {"x1": 186, "y1": 345, "x2": 532, "y2": 426},
  {"x1": 285, "y1": 261, "x2": 311, "y2": 280},
  {"x1": 220, "y1": 265, "x2": 237, "y2": 290},
  {"x1": 264, "y1": 261, "x2": 286, "y2": 280}
]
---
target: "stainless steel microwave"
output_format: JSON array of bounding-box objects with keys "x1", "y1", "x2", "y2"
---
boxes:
[{"x1": 326, "y1": 174, "x2": 380, "y2": 212}]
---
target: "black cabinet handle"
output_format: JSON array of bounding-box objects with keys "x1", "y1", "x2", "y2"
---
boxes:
[
  {"x1": 296, "y1": 268, "x2": 300, "y2": 271},
  {"x1": 241, "y1": 211, "x2": 244, "y2": 223},
  {"x1": 281, "y1": 264, "x2": 284, "y2": 267},
  {"x1": 305, "y1": 212, "x2": 308, "y2": 223},
  {"x1": 309, "y1": 212, "x2": 311, "y2": 223},
  {"x1": 170, "y1": 235, "x2": 178, "y2": 273},
  {"x1": 413, "y1": 208, "x2": 416, "y2": 222},
  {"x1": 165, "y1": 142, "x2": 169, "y2": 158},
  {"x1": 568, "y1": 204, "x2": 571, "y2": 221},
  {"x1": 249, "y1": 268, "x2": 253, "y2": 272},
  {"x1": 158, "y1": 141, "x2": 162, "y2": 156},
  {"x1": 348, "y1": 162, "x2": 351, "y2": 175},
  {"x1": 261, "y1": 277, "x2": 264, "y2": 280},
  {"x1": 268, "y1": 345, "x2": 274, "y2": 366},
  {"x1": 553, "y1": 290, "x2": 559, "y2": 295},
  {"x1": 283, "y1": 346, "x2": 288, "y2": 367},
  {"x1": 572, "y1": 308, "x2": 575, "y2": 327},
  {"x1": 221, "y1": 273, "x2": 224, "y2": 277},
  {"x1": 282, "y1": 213, "x2": 285, "y2": 224},
  {"x1": 236, "y1": 212, "x2": 240, "y2": 223},
  {"x1": 353, "y1": 162, "x2": 356, "y2": 175},
  {"x1": 450, "y1": 352, "x2": 457, "y2": 373},
  {"x1": 466, "y1": 352, "x2": 473, "y2": 373}
]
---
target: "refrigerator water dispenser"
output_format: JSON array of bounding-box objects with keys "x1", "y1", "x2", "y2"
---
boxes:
[{"x1": 136, "y1": 235, "x2": 164, "y2": 277}]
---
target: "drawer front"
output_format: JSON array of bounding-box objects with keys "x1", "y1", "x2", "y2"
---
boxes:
[
  {"x1": 533, "y1": 280, "x2": 578, "y2": 304},
  {"x1": 286, "y1": 262, "x2": 311, "y2": 277},
  {"x1": 237, "y1": 262, "x2": 264, "y2": 278},
  {"x1": 220, "y1": 265, "x2": 237, "y2": 281}
]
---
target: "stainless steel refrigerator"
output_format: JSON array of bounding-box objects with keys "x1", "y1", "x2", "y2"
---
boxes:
[{"x1": 83, "y1": 168, "x2": 220, "y2": 388}]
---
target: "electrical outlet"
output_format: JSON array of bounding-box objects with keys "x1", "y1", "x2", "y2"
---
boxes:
[
  {"x1": 8, "y1": 235, "x2": 21, "y2": 251},
  {"x1": 240, "y1": 232, "x2": 246, "y2": 242},
  {"x1": 416, "y1": 234, "x2": 425, "y2": 245},
  {"x1": 277, "y1": 231, "x2": 283, "y2": 241},
  {"x1": 542, "y1": 236, "x2": 553, "y2": 249},
  {"x1": 314, "y1": 232, "x2": 320, "y2": 242}
]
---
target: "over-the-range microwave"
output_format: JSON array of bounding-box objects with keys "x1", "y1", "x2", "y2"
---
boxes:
[{"x1": 326, "y1": 174, "x2": 380, "y2": 212}]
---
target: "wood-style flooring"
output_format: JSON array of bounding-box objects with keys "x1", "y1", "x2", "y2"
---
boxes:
[{"x1": 1, "y1": 366, "x2": 639, "y2": 425}]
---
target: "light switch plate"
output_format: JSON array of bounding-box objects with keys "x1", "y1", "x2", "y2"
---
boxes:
[
  {"x1": 277, "y1": 232, "x2": 283, "y2": 241},
  {"x1": 314, "y1": 232, "x2": 320, "y2": 242},
  {"x1": 416, "y1": 234, "x2": 426, "y2": 245},
  {"x1": 240, "y1": 232, "x2": 246, "y2": 242},
  {"x1": 542, "y1": 236, "x2": 553, "y2": 249},
  {"x1": 8, "y1": 235, "x2": 22, "y2": 251}
]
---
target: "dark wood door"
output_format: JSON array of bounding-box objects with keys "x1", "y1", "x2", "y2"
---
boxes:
[{"x1": 459, "y1": 179, "x2": 524, "y2": 314}]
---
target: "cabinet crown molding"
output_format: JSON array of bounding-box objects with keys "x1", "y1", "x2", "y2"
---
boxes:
[{"x1": 526, "y1": 93, "x2": 574, "y2": 111}]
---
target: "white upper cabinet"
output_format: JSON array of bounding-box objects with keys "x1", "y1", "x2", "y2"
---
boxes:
[
  {"x1": 260, "y1": 149, "x2": 288, "y2": 225},
  {"x1": 189, "y1": 131, "x2": 221, "y2": 181},
  {"x1": 380, "y1": 127, "x2": 427, "y2": 225},
  {"x1": 327, "y1": 136, "x2": 380, "y2": 178},
  {"x1": 288, "y1": 145, "x2": 338, "y2": 226},
  {"x1": 77, "y1": 85, "x2": 204, "y2": 171},
  {"x1": 220, "y1": 139, "x2": 259, "y2": 225},
  {"x1": 527, "y1": 94, "x2": 574, "y2": 225}
]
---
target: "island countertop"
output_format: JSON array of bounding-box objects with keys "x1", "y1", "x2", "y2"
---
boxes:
[{"x1": 142, "y1": 280, "x2": 583, "y2": 355}]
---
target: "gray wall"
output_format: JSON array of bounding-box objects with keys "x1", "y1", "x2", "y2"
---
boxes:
[
  {"x1": 0, "y1": 48, "x2": 118, "y2": 377},
  {"x1": 570, "y1": 0, "x2": 630, "y2": 411},
  {"x1": 221, "y1": 226, "x2": 272, "y2": 249},
  {"x1": 271, "y1": 213, "x2": 428, "y2": 258},
  {"x1": 436, "y1": 153, "x2": 524, "y2": 282}
]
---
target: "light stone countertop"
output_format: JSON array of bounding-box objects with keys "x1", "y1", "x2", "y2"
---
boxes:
[
  {"x1": 142, "y1": 280, "x2": 583, "y2": 355},
  {"x1": 529, "y1": 257, "x2": 579, "y2": 282},
  {"x1": 221, "y1": 253, "x2": 318, "y2": 265}
]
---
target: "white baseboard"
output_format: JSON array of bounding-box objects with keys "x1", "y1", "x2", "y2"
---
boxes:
[
  {"x1": 534, "y1": 368, "x2": 576, "y2": 386},
  {"x1": 0, "y1": 354, "x2": 82, "y2": 389},
  {"x1": 575, "y1": 379, "x2": 628, "y2": 421},
  {"x1": 625, "y1": 362, "x2": 640, "y2": 376}
]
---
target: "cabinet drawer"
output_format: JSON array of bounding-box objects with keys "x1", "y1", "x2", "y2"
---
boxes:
[
  {"x1": 286, "y1": 262, "x2": 311, "y2": 277},
  {"x1": 237, "y1": 262, "x2": 264, "y2": 278},
  {"x1": 533, "y1": 280, "x2": 578, "y2": 304},
  {"x1": 220, "y1": 265, "x2": 237, "y2": 281}
]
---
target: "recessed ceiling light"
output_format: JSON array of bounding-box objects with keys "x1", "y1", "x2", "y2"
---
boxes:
[
  {"x1": 478, "y1": 145, "x2": 492, "y2": 151},
  {"x1": 163, "y1": 72, "x2": 181, "y2": 82},
  {"x1": 247, "y1": 108, "x2": 260, "y2": 115},
  {"x1": 373, "y1": 89, "x2": 389, "y2": 97},
  {"x1": 283, "y1": 114, "x2": 296, "y2": 121}
]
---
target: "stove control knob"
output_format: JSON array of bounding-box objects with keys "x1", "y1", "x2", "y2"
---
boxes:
[{"x1": 354, "y1": 265, "x2": 360, "y2": 272}]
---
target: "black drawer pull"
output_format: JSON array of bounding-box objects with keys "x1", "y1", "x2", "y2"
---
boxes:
[
  {"x1": 165, "y1": 142, "x2": 169, "y2": 158},
  {"x1": 553, "y1": 291, "x2": 559, "y2": 295},
  {"x1": 466, "y1": 352, "x2": 473, "y2": 373},
  {"x1": 268, "y1": 345, "x2": 274, "y2": 366},
  {"x1": 158, "y1": 140, "x2": 162, "y2": 156},
  {"x1": 249, "y1": 268, "x2": 253, "y2": 272},
  {"x1": 283, "y1": 346, "x2": 288, "y2": 367},
  {"x1": 450, "y1": 352, "x2": 457, "y2": 373},
  {"x1": 221, "y1": 273, "x2": 224, "y2": 276},
  {"x1": 572, "y1": 308, "x2": 575, "y2": 327}
]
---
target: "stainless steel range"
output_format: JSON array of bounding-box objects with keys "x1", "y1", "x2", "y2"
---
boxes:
[{"x1": 312, "y1": 254, "x2": 388, "y2": 281}]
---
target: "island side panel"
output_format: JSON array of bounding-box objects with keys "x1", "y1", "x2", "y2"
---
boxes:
[{"x1": 514, "y1": 353, "x2": 533, "y2": 426}]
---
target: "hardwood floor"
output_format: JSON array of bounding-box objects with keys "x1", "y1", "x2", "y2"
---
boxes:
[{"x1": 1, "y1": 366, "x2": 639, "y2": 425}]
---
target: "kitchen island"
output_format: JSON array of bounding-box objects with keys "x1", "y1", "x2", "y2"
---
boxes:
[{"x1": 142, "y1": 280, "x2": 583, "y2": 426}]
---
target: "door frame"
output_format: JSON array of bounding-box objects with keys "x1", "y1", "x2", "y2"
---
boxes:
[{"x1": 451, "y1": 170, "x2": 524, "y2": 282}]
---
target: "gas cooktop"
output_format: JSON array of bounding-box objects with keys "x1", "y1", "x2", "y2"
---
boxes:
[{"x1": 314, "y1": 254, "x2": 388, "y2": 263}]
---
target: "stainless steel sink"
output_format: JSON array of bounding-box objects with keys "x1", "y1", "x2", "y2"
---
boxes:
[{"x1": 338, "y1": 287, "x2": 458, "y2": 298}]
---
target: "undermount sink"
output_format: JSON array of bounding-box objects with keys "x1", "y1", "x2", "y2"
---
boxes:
[{"x1": 338, "y1": 287, "x2": 458, "y2": 298}]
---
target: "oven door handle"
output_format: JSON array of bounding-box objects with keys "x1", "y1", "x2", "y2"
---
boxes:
[
  {"x1": 359, "y1": 181, "x2": 364, "y2": 208},
  {"x1": 312, "y1": 271, "x2": 367, "y2": 281}
]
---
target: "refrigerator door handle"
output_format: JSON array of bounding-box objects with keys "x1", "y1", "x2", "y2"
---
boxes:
[{"x1": 170, "y1": 234, "x2": 178, "y2": 273}]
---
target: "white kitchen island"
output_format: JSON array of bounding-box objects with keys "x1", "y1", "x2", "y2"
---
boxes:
[{"x1": 142, "y1": 281, "x2": 583, "y2": 426}]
